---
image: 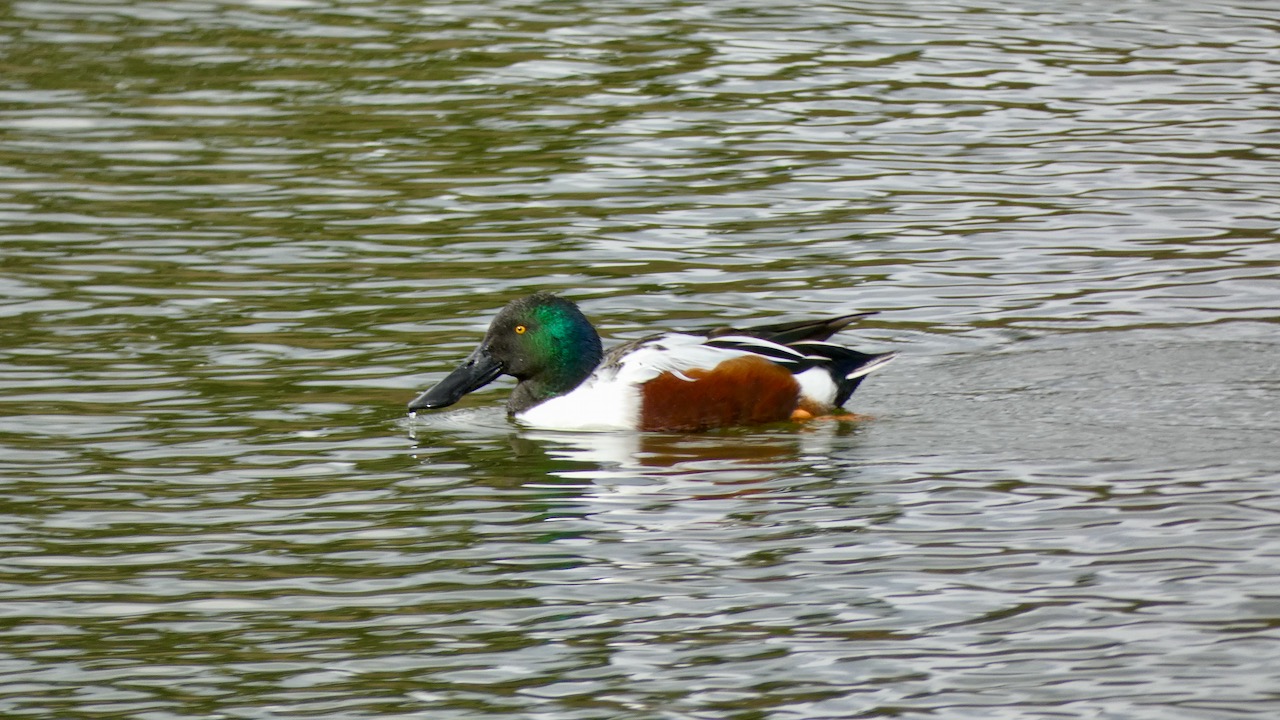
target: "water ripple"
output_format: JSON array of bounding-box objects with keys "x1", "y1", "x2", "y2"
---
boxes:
[{"x1": 2, "y1": 0, "x2": 1279, "y2": 718}]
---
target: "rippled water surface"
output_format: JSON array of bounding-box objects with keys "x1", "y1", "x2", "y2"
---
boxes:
[{"x1": 3, "y1": 1, "x2": 1279, "y2": 718}]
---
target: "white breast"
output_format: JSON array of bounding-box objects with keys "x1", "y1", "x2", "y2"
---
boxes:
[{"x1": 513, "y1": 372, "x2": 642, "y2": 431}]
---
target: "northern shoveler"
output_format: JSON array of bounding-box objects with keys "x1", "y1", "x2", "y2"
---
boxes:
[{"x1": 407, "y1": 293, "x2": 896, "y2": 432}]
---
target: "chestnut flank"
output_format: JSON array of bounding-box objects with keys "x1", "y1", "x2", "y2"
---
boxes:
[{"x1": 639, "y1": 355, "x2": 800, "y2": 432}]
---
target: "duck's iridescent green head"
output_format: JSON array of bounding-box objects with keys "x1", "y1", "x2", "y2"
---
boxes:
[{"x1": 407, "y1": 293, "x2": 604, "y2": 415}]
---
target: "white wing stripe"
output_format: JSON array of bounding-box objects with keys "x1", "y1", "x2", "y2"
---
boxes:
[
  {"x1": 845, "y1": 353, "x2": 897, "y2": 379},
  {"x1": 704, "y1": 335, "x2": 810, "y2": 365}
]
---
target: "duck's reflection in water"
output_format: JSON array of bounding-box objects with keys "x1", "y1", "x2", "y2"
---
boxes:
[{"x1": 517, "y1": 420, "x2": 868, "y2": 488}]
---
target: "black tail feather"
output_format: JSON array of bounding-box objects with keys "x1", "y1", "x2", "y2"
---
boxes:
[{"x1": 709, "y1": 311, "x2": 878, "y2": 344}]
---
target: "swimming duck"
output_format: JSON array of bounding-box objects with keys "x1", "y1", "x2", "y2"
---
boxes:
[{"x1": 407, "y1": 293, "x2": 896, "y2": 432}]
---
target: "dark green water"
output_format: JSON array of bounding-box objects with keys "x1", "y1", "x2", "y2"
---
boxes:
[{"x1": 2, "y1": 1, "x2": 1279, "y2": 718}]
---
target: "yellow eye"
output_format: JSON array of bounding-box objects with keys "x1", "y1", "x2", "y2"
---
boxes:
[{"x1": 515, "y1": 325, "x2": 527, "y2": 335}]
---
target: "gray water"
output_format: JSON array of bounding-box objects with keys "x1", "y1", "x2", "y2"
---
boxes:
[{"x1": 2, "y1": 1, "x2": 1279, "y2": 718}]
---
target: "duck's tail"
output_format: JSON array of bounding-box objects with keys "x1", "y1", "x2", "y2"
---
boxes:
[{"x1": 791, "y1": 342, "x2": 897, "y2": 406}]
